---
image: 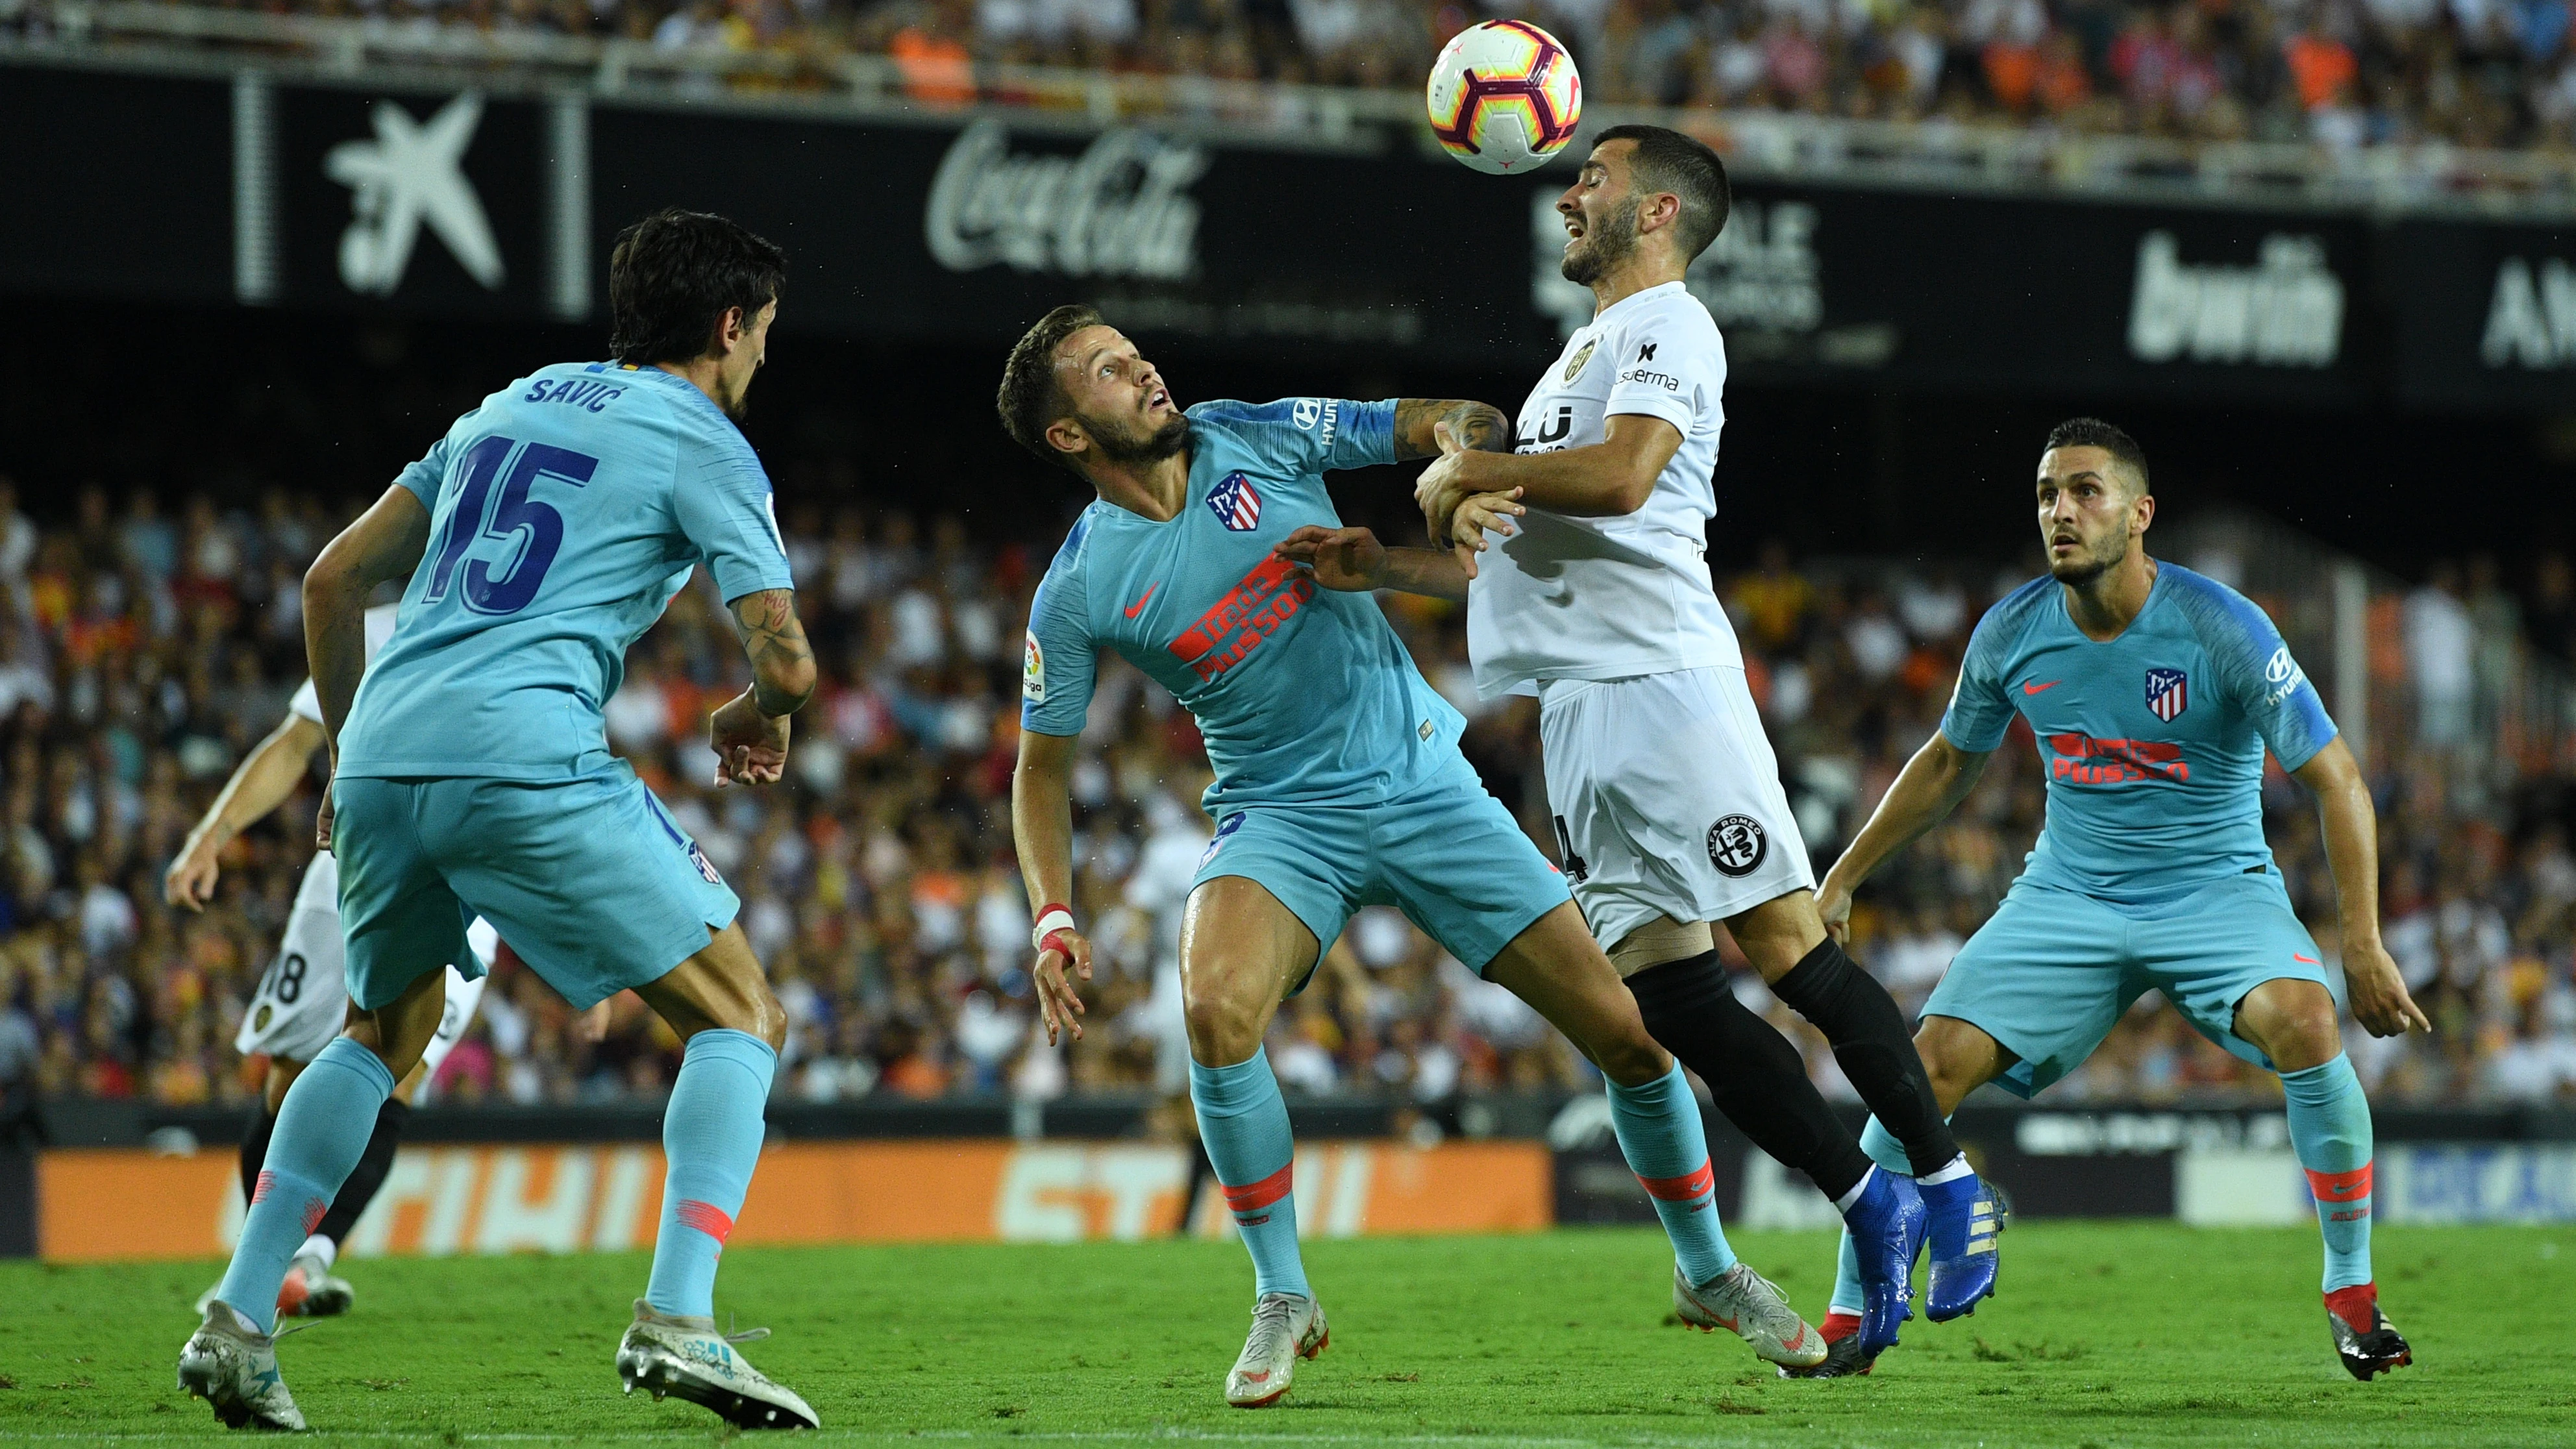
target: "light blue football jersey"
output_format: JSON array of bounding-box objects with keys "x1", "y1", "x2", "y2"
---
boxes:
[
  {"x1": 1939, "y1": 562, "x2": 2336, "y2": 912},
  {"x1": 336, "y1": 363, "x2": 793, "y2": 782},
  {"x1": 1021, "y1": 399, "x2": 1465, "y2": 813}
]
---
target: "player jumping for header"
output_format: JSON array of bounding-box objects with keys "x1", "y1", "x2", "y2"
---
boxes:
[
  {"x1": 177, "y1": 209, "x2": 821, "y2": 1431},
  {"x1": 1002, "y1": 304, "x2": 1828, "y2": 1409},
  {"x1": 1278, "y1": 124, "x2": 1991, "y2": 1363},
  {"x1": 1809, "y1": 418, "x2": 2429, "y2": 1379}
]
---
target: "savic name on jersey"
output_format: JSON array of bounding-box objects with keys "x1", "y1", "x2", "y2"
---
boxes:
[{"x1": 1467, "y1": 280, "x2": 1742, "y2": 699}]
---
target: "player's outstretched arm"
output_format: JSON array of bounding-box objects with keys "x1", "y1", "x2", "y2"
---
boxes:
[
  {"x1": 1272, "y1": 525, "x2": 1472, "y2": 601},
  {"x1": 164, "y1": 712, "x2": 327, "y2": 912},
  {"x1": 1417, "y1": 413, "x2": 1681, "y2": 545},
  {"x1": 1012, "y1": 727, "x2": 1095, "y2": 1045},
  {"x1": 304, "y1": 486, "x2": 433, "y2": 748},
  {"x1": 1815, "y1": 730, "x2": 1993, "y2": 942},
  {"x1": 2292, "y1": 736, "x2": 2433, "y2": 1038},
  {"x1": 709, "y1": 588, "x2": 816, "y2": 789},
  {"x1": 1391, "y1": 398, "x2": 1511, "y2": 460}
]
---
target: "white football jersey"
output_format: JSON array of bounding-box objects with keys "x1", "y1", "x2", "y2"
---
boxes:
[
  {"x1": 1467, "y1": 280, "x2": 1742, "y2": 699},
  {"x1": 286, "y1": 603, "x2": 401, "y2": 726}
]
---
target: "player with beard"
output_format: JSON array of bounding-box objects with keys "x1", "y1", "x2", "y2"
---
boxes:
[
  {"x1": 1276, "y1": 125, "x2": 1994, "y2": 1367},
  {"x1": 1804, "y1": 419, "x2": 2429, "y2": 1380},
  {"x1": 1002, "y1": 304, "x2": 1831, "y2": 1408}
]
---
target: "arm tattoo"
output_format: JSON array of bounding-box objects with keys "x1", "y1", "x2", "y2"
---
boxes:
[
  {"x1": 729, "y1": 588, "x2": 815, "y2": 716},
  {"x1": 1393, "y1": 398, "x2": 1513, "y2": 460}
]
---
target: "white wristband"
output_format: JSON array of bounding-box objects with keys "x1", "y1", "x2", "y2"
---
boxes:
[{"x1": 1031, "y1": 908, "x2": 1076, "y2": 953}]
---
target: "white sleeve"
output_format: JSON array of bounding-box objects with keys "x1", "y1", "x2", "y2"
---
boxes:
[
  {"x1": 287, "y1": 677, "x2": 322, "y2": 725},
  {"x1": 1604, "y1": 302, "x2": 1720, "y2": 434}
]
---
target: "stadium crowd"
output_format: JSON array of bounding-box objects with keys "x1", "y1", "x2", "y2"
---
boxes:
[
  {"x1": 1, "y1": 475, "x2": 2573, "y2": 1117},
  {"x1": 5, "y1": 0, "x2": 2573, "y2": 149}
]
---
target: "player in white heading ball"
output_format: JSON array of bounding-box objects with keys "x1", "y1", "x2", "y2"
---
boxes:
[{"x1": 1279, "y1": 125, "x2": 1996, "y2": 1367}]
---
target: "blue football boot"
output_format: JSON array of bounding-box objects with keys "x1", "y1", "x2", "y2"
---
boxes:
[
  {"x1": 1840, "y1": 1167, "x2": 1926, "y2": 1354},
  {"x1": 1921, "y1": 1169, "x2": 2005, "y2": 1321}
]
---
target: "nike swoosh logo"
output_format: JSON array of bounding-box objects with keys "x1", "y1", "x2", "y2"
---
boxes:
[
  {"x1": 2294, "y1": 952, "x2": 2320, "y2": 964},
  {"x1": 1124, "y1": 583, "x2": 1159, "y2": 619},
  {"x1": 2022, "y1": 679, "x2": 2061, "y2": 695}
]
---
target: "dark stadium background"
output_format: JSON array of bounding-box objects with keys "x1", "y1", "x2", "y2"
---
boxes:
[{"x1": 13, "y1": 301, "x2": 2572, "y2": 565}]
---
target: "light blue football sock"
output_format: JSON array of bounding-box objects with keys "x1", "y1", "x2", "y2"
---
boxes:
[
  {"x1": 217, "y1": 1036, "x2": 393, "y2": 1333},
  {"x1": 643, "y1": 1029, "x2": 776, "y2": 1319},
  {"x1": 1190, "y1": 1047, "x2": 1311, "y2": 1301},
  {"x1": 1830, "y1": 1115, "x2": 1921, "y2": 1315},
  {"x1": 2282, "y1": 1054, "x2": 2374, "y2": 1293},
  {"x1": 1604, "y1": 1062, "x2": 1736, "y2": 1287}
]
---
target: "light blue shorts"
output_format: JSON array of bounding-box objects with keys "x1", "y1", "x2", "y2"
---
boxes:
[
  {"x1": 1191, "y1": 756, "x2": 1571, "y2": 987},
  {"x1": 1922, "y1": 870, "x2": 2332, "y2": 1098},
  {"x1": 332, "y1": 763, "x2": 739, "y2": 1012}
]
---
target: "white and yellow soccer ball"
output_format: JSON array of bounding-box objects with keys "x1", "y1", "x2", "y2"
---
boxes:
[{"x1": 1426, "y1": 19, "x2": 1584, "y2": 175}]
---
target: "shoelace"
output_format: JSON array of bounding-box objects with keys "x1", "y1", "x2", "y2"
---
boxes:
[
  {"x1": 722, "y1": 1313, "x2": 771, "y2": 1345},
  {"x1": 1243, "y1": 1297, "x2": 1297, "y2": 1360}
]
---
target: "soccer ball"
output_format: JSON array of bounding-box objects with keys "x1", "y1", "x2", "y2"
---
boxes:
[{"x1": 1426, "y1": 20, "x2": 1583, "y2": 175}]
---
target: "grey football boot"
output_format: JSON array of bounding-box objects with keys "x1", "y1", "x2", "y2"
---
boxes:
[
  {"x1": 1674, "y1": 1262, "x2": 1829, "y2": 1369},
  {"x1": 615, "y1": 1298, "x2": 819, "y2": 1430},
  {"x1": 176, "y1": 1300, "x2": 308, "y2": 1431},
  {"x1": 1225, "y1": 1292, "x2": 1330, "y2": 1407}
]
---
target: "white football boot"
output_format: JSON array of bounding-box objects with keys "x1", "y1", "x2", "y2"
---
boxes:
[
  {"x1": 176, "y1": 1300, "x2": 308, "y2": 1431},
  {"x1": 1225, "y1": 1292, "x2": 1329, "y2": 1408},
  {"x1": 1673, "y1": 1262, "x2": 1829, "y2": 1369},
  {"x1": 615, "y1": 1298, "x2": 819, "y2": 1430},
  {"x1": 278, "y1": 1252, "x2": 355, "y2": 1318}
]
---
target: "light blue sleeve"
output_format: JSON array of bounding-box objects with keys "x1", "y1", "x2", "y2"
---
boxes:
[
  {"x1": 1021, "y1": 519, "x2": 1097, "y2": 737},
  {"x1": 2177, "y1": 574, "x2": 2337, "y2": 771},
  {"x1": 1939, "y1": 601, "x2": 2020, "y2": 753},
  {"x1": 1190, "y1": 399, "x2": 1398, "y2": 475},
  {"x1": 670, "y1": 414, "x2": 795, "y2": 604},
  {"x1": 391, "y1": 434, "x2": 454, "y2": 511}
]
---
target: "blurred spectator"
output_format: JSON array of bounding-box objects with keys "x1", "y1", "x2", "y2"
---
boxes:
[
  {"x1": 3, "y1": 473, "x2": 2575, "y2": 1109},
  {"x1": 2407, "y1": 559, "x2": 2475, "y2": 749}
]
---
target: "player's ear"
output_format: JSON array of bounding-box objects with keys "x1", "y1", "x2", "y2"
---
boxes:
[
  {"x1": 710, "y1": 304, "x2": 747, "y2": 358},
  {"x1": 2133, "y1": 491, "x2": 2156, "y2": 536},
  {"x1": 1042, "y1": 417, "x2": 1089, "y2": 461}
]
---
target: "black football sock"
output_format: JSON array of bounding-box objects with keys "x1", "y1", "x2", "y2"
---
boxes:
[
  {"x1": 1769, "y1": 937, "x2": 1961, "y2": 1177},
  {"x1": 312, "y1": 1097, "x2": 412, "y2": 1248},
  {"x1": 238, "y1": 1100, "x2": 278, "y2": 1208},
  {"x1": 1626, "y1": 950, "x2": 1874, "y2": 1203}
]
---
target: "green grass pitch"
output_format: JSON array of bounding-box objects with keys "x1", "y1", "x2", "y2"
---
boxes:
[{"x1": 2, "y1": 1223, "x2": 2570, "y2": 1446}]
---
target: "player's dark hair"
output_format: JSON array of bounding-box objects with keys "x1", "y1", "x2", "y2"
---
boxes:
[
  {"x1": 998, "y1": 304, "x2": 1107, "y2": 473},
  {"x1": 2045, "y1": 416, "x2": 2151, "y2": 495},
  {"x1": 607, "y1": 209, "x2": 786, "y2": 366},
  {"x1": 1593, "y1": 124, "x2": 1730, "y2": 262}
]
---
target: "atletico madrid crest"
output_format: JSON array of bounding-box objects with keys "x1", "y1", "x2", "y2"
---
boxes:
[
  {"x1": 1207, "y1": 472, "x2": 1263, "y2": 532},
  {"x1": 2145, "y1": 667, "x2": 2189, "y2": 722}
]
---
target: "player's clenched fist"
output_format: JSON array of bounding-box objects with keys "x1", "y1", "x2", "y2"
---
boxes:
[
  {"x1": 1034, "y1": 929, "x2": 1095, "y2": 1045},
  {"x1": 708, "y1": 691, "x2": 792, "y2": 787}
]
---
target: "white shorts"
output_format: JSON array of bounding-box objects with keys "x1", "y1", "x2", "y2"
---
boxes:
[
  {"x1": 234, "y1": 849, "x2": 492, "y2": 1082},
  {"x1": 1537, "y1": 664, "x2": 1815, "y2": 952}
]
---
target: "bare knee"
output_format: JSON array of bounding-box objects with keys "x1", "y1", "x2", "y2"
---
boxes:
[
  {"x1": 2235, "y1": 980, "x2": 2342, "y2": 1073},
  {"x1": 1593, "y1": 1030, "x2": 1672, "y2": 1088},
  {"x1": 1726, "y1": 892, "x2": 1827, "y2": 983},
  {"x1": 1913, "y1": 1017, "x2": 2001, "y2": 1114},
  {"x1": 740, "y1": 988, "x2": 788, "y2": 1054},
  {"x1": 1183, "y1": 981, "x2": 1271, "y2": 1066}
]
